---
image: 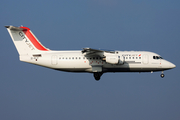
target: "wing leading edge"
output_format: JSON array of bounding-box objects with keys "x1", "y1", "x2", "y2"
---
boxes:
[{"x1": 82, "y1": 48, "x2": 115, "y2": 56}]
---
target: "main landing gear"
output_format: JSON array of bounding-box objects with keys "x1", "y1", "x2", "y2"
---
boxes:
[
  {"x1": 93, "y1": 72, "x2": 103, "y2": 81},
  {"x1": 160, "y1": 71, "x2": 165, "y2": 78}
]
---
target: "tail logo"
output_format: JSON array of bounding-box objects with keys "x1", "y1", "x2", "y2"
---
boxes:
[
  {"x1": 19, "y1": 31, "x2": 35, "y2": 50},
  {"x1": 20, "y1": 26, "x2": 48, "y2": 51},
  {"x1": 19, "y1": 32, "x2": 28, "y2": 42}
]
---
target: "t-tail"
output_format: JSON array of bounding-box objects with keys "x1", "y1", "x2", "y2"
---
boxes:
[{"x1": 5, "y1": 26, "x2": 50, "y2": 62}]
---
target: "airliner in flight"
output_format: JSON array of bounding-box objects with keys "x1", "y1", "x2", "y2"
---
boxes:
[{"x1": 5, "y1": 25, "x2": 176, "y2": 80}]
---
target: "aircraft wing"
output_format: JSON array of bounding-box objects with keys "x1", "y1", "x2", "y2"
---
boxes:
[{"x1": 82, "y1": 48, "x2": 115, "y2": 56}]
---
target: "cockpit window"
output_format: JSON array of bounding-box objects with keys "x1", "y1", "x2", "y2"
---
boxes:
[
  {"x1": 159, "y1": 56, "x2": 163, "y2": 59},
  {"x1": 153, "y1": 56, "x2": 163, "y2": 59}
]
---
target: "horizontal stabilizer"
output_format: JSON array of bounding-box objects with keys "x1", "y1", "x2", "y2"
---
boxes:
[{"x1": 5, "y1": 26, "x2": 25, "y2": 31}]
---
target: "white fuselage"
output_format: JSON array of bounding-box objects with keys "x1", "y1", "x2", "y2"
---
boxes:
[{"x1": 20, "y1": 50, "x2": 175, "y2": 73}]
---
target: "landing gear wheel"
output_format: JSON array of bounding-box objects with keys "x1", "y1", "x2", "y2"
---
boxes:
[
  {"x1": 160, "y1": 74, "x2": 165, "y2": 78},
  {"x1": 93, "y1": 72, "x2": 103, "y2": 81}
]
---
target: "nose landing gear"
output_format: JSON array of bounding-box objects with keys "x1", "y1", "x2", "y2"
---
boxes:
[
  {"x1": 161, "y1": 74, "x2": 165, "y2": 78},
  {"x1": 160, "y1": 71, "x2": 165, "y2": 78}
]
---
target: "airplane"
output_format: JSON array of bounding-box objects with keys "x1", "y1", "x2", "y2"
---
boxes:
[{"x1": 5, "y1": 25, "x2": 176, "y2": 81}]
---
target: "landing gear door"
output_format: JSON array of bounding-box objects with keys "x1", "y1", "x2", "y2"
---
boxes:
[{"x1": 92, "y1": 66, "x2": 102, "y2": 72}]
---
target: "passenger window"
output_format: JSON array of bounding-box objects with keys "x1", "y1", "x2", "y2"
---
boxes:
[
  {"x1": 129, "y1": 57, "x2": 131, "y2": 59},
  {"x1": 69, "y1": 57, "x2": 71, "y2": 59},
  {"x1": 132, "y1": 57, "x2": 134, "y2": 59},
  {"x1": 126, "y1": 57, "x2": 128, "y2": 59},
  {"x1": 79, "y1": 57, "x2": 81, "y2": 59},
  {"x1": 139, "y1": 57, "x2": 141, "y2": 59}
]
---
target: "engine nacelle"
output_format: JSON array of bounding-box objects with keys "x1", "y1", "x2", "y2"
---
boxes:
[
  {"x1": 104, "y1": 55, "x2": 124, "y2": 65},
  {"x1": 106, "y1": 55, "x2": 119, "y2": 64}
]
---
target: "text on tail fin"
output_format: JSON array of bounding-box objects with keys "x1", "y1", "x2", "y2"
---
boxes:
[{"x1": 20, "y1": 26, "x2": 49, "y2": 51}]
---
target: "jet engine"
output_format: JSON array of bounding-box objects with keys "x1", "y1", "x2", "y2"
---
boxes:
[{"x1": 103, "y1": 55, "x2": 124, "y2": 64}]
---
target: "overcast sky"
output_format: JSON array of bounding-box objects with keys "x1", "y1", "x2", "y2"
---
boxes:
[{"x1": 1, "y1": 0, "x2": 180, "y2": 120}]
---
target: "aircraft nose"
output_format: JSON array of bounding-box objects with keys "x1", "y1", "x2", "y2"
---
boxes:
[{"x1": 169, "y1": 62, "x2": 176, "y2": 68}]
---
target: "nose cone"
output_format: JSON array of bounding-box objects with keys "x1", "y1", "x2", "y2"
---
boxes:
[
  {"x1": 169, "y1": 62, "x2": 176, "y2": 69},
  {"x1": 161, "y1": 60, "x2": 176, "y2": 69}
]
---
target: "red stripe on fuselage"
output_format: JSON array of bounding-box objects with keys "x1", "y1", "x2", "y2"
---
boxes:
[{"x1": 20, "y1": 26, "x2": 48, "y2": 51}]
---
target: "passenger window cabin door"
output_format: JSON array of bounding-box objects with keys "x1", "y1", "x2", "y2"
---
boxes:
[
  {"x1": 51, "y1": 55, "x2": 58, "y2": 65},
  {"x1": 142, "y1": 54, "x2": 149, "y2": 64}
]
